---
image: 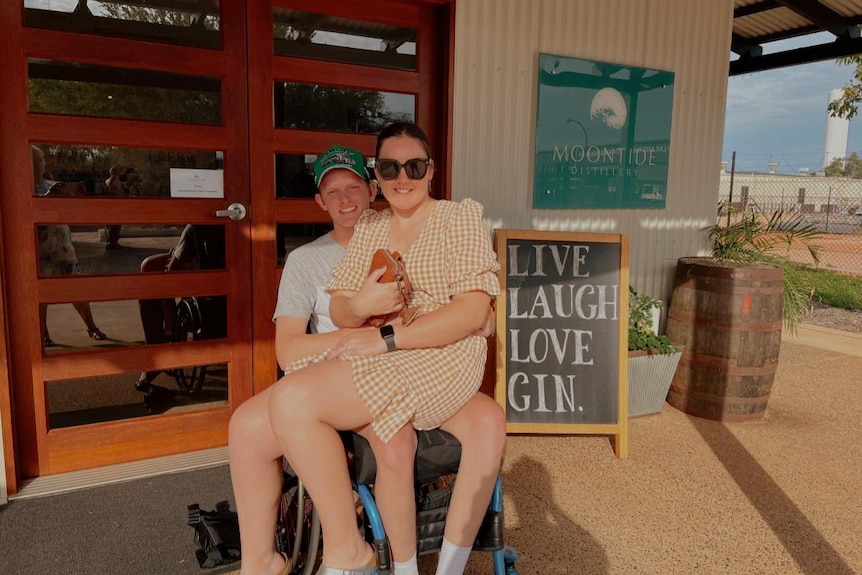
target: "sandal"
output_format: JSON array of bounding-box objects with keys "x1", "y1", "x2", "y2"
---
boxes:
[
  {"x1": 276, "y1": 554, "x2": 293, "y2": 575},
  {"x1": 88, "y1": 328, "x2": 107, "y2": 340},
  {"x1": 44, "y1": 335, "x2": 55, "y2": 347},
  {"x1": 315, "y1": 553, "x2": 377, "y2": 575},
  {"x1": 314, "y1": 566, "x2": 377, "y2": 575}
]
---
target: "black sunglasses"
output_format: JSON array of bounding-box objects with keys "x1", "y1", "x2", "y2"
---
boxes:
[{"x1": 376, "y1": 158, "x2": 432, "y2": 181}]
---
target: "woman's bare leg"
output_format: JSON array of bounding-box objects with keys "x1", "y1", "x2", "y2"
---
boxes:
[
  {"x1": 229, "y1": 386, "x2": 289, "y2": 575},
  {"x1": 438, "y1": 393, "x2": 506, "y2": 546},
  {"x1": 357, "y1": 423, "x2": 418, "y2": 563},
  {"x1": 72, "y1": 302, "x2": 98, "y2": 332},
  {"x1": 268, "y1": 361, "x2": 376, "y2": 569}
]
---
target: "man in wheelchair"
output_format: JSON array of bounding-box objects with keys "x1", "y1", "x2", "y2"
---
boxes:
[
  {"x1": 136, "y1": 224, "x2": 226, "y2": 403},
  {"x1": 229, "y1": 141, "x2": 508, "y2": 575}
]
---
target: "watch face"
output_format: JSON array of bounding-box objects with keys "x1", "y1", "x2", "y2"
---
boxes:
[{"x1": 380, "y1": 325, "x2": 396, "y2": 351}]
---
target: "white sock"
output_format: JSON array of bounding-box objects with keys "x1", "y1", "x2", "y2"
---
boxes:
[
  {"x1": 435, "y1": 538, "x2": 471, "y2": 575},
  {"x1": 393, "y1": 551, "x2": 419, "y2": 575}
]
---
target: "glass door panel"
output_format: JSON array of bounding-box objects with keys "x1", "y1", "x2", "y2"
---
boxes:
[
  {"x1": 24, "y1": 0, "x2": 223, "y2": 49},
  {"x1": 3, "y1": 0, "x2": 449, "y2": 489},
  {"x1": 4, "y1": 0, "x2": 252, "y2": 479}
]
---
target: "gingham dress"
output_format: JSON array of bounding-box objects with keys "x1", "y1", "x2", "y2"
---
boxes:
[{"x1": 282, "y1": 198, "x2": 500, "y2": 443}]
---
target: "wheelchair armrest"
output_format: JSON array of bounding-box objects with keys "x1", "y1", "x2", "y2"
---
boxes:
[{"x1": 343, "y1": 429, "x2": 462, "y2": 486}]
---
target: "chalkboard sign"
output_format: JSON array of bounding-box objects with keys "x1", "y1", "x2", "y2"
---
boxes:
[{"x1": 494, "y1": 230, "x2": 629, "y2": 458}]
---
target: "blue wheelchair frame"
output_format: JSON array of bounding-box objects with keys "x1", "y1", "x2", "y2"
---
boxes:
[
  {"x1": 357, "y1": 477, "x2": 519, "y2": 575},
  {"x1": 277, "y1": 430, "x2": 520, "y2": 575}
]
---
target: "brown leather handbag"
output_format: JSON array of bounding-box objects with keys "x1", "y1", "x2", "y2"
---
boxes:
[{"x1": 367, "y1": 249, "x2": 418, "y2": 327}]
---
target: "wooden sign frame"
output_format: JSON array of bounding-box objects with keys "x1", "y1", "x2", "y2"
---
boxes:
[{"x1": 494, "y1": 229, "x2": 629, "y2": 458}]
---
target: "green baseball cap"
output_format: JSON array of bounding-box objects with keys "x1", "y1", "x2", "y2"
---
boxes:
[{"x1": 313, "y1": 145, "x2": 369, "y2": 188}]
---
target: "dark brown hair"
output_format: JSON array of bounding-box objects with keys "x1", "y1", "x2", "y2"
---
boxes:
[{"x1": 375, "y1": 122, "x2": 432, "y2": 159}]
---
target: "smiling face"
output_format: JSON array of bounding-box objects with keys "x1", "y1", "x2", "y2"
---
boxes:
[
  {"x1": 374, "y1": 134, "x2": 434, "y2": 214},
  {"x1": 314, "y1": 168, "x2": 375, "y2": 233}
]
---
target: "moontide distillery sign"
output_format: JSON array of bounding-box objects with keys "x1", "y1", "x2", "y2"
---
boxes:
[{"x1": 533, "y1": 53, "x2": 674, "y2": 210}]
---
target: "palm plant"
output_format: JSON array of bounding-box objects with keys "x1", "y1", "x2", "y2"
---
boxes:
[{"x1": 707, "y1": 205, "x2": 822, "y2": 332}]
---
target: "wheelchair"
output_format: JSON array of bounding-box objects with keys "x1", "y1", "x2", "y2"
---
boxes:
[
  {"x1": 169, "y1": 295, "x2": 227, "y2": 393},
  {"x1": 276, "y1": 429, "x2": 520, "y2": 575},
  {"x1": 140, "y1": 294, "x2": 227, "y2": 410}
]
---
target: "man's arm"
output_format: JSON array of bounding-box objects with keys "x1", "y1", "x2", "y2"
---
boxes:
[{"x1": 274, "y1": 315, "x2": 366, "y2": 369}]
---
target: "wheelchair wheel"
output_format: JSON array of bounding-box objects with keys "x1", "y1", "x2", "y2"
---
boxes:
[
  {"x1": 172, "y1": 297, "x2": 207, "y2": 394},
  {"x1": 276, "y1": 466, "x2": 321, "y2": 575}
]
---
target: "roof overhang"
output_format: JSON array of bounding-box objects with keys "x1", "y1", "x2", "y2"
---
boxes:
[{"x1": 730, "y1": 0, "x2": 862, "y2": 75}]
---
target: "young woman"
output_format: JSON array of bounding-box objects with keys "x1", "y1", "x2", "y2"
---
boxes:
[{"x1": 268, "y1": 122, "x2": 503, "y2": 575}]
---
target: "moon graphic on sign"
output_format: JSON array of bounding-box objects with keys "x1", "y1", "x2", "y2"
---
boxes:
[{"x1": 590, "y1": 87, "x2": 627, "y2": 129}]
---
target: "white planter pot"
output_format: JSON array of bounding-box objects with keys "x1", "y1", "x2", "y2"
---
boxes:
[{"x1": 628, "y1": 350, "x2": 683, "y2": 417}]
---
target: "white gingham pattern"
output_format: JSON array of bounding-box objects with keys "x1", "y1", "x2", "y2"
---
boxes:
[{"x1": 284, "y1": 199, "x2": 500, "y2": 443}]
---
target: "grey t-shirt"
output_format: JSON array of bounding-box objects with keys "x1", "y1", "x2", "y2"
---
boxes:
[{"x1": 273, "y1": 232, "x2": 345, "y2": 334}]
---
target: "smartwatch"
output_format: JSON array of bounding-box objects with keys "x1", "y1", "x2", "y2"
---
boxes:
[{"x1": 379, "y1": 325, "x2": 397, "y2": 352}]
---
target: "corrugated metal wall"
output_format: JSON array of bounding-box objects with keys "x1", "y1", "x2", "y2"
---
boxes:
[{"x1": 452, "y1": 0, "x2": 734, "y2": 313}]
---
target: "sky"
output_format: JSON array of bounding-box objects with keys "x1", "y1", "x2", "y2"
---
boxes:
[{"x1": 723, "y1": 33, "x2": 862, "y2": 174}]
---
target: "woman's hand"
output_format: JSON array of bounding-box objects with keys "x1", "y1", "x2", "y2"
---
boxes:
[
  {"x1": 470, "y1": 305, "x2": 496, "y2": 338},
  {"x1": 350, "y1": 266, "x2": 405, "y2": 319},
  {"x1": 327, "y1": 327, "x2": 388, "y2": 360}
]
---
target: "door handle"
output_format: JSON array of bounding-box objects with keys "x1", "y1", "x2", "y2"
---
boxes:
[{"x1": 215, "y1": 202, "x2": 247, "y2": 221}]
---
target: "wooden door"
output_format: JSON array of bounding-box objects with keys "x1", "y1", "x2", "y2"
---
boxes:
[
  {"x1": 1, "y1": 1, "x2": 253, "y2": 490},
  {"x1": 0, "y1": 0, "x2": 451, "y2": 494},
  {"x1": 250, "y1": 0, "x2": 450, "y2": 388}
]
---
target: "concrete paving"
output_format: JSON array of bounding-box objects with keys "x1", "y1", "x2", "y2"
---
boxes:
[
  {"x1": 450, "y1": 325, "x2": 862, "y2": 575},
  {"x1": 39, "y1": 233, "x2": 862, "y2": 573},
  {"x1": 220, "y1": 325, "x2": 862, "y2": 575}
]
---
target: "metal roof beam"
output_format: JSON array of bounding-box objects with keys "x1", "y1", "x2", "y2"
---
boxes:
[
  {"x1": 729, "y1": 35, "x2": 862, "y2": 75},
  {"x1": 775, "y1": 0, "x2": 861, "y2": 39},
  {"x1": 731, "y1": 32, "x2": 764, "y2": 57}
]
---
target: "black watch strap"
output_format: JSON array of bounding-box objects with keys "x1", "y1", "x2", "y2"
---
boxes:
[{"x1": 379, "y1": 325, "x2": 397, "y2": 352}]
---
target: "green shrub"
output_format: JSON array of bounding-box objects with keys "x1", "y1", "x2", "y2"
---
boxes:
[{"x1": 628, "y1": 287, "x2": 677, "y2": 354}]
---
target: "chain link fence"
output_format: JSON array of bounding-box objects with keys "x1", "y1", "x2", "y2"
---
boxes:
[{"x1": 718, "y1": 167, "x2": 862, "y2": 275}]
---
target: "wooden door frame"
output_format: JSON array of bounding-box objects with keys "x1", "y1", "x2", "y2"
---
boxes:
[
  {"x1": 0, "y1": 0, "x2": 455, "y2": 495},
  {"x1": 251, "y1": 0, "x2": 455, "y2": 393},
  {"x1": 0, "y1": 1, "x2": 253, "y2": 492}
]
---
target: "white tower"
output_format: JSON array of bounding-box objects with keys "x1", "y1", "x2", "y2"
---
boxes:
[{"x1": 824, "y1": 88, "x2": 850, "y2": 169}]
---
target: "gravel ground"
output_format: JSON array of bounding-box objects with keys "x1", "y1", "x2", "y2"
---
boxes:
[{"x1": 805, "y1": 302, "x2": 862, "y2": 334}]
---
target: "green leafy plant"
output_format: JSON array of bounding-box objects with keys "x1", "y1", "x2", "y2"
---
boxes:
[
  {"x1": 707, "y1": 206, "x2": 823, "y2": 332},
  {"x1": 628, "y1": 286, "x2": 677, "y2": 354}
]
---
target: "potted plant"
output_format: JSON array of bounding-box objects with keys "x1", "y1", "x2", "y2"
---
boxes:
[
  {"x1": 627, "y1": 286, "x2": 683, "y2": 417},
  {"x1": 666, "y1": 207, "x2": 822, "y2": 421}
]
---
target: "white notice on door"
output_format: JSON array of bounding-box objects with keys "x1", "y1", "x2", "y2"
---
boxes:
[{"x1": 169, "y1": 168, "x2": 224, "y2": 198}]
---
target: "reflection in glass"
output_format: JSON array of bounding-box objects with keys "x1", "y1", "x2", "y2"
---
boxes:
[
  {"x1": 35, "y1": 224, "x2": 226, "y2": 278},
  {"x1": 29, "y1": 59, "x2": 221, "y2": 124},
  {"x1": 277, "y1": 223, "x2": 334, "y2": 266},
  {"x1": 275, "y1": 152, "x2": 376, "y2": 199},
  {"x1": 275, "y1": 153, "x2": 317, "y2": 199},
  {"x1": 46, "y1": 364, "x2": 229, "y2": 429},
  {"x1": 274, "y1": 82, "x2": 414, "y2": 134},
  {"x1": 273, "y1": 8, "x2": 416, "y2": 71},
  {"x1": 42, "y1": 291, "x2": 227, "y2": 355},
  {"x1": 31, "y1": 144, "x2": 223, "y2": 199},
  {"x1": 39, "y1": 224, "x2": 227, "y2": 353},
  {"x1": 24, "y1": 0, "x2": 221, "y2": 49}
]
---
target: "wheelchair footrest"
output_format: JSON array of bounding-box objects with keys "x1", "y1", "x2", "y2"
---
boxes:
[
  {"x1": 473, "y1": 508, "x2": 504, "y2": 552},
  {"x1": 414, "y1": 477, "x2": 504, "y2": 555}
]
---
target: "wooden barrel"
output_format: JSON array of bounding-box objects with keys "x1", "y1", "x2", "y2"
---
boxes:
[{"x1": 665, "y1": 257, "x2": 783, "y2": 422}]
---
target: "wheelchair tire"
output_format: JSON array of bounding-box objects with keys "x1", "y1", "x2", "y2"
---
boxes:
[
  {"x1": 171, "y1": 298, "x2": 207, "y2": 394},
  {"x1": 276, "y1": 466, "x2": 322, "y2": 575}
]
